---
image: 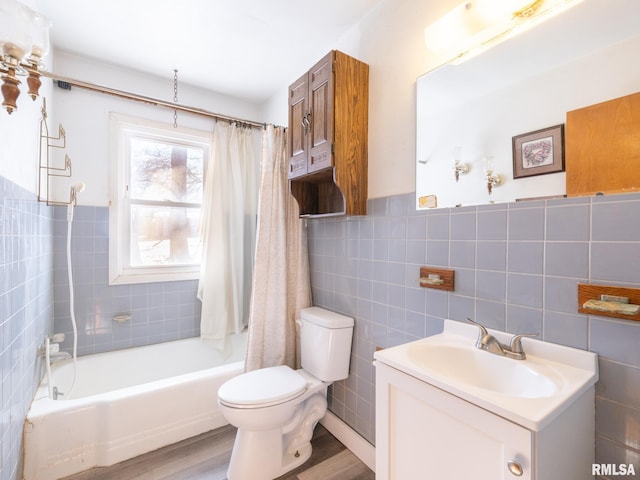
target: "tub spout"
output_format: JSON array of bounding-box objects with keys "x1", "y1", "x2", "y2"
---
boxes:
[
  {"x1": 38, "y1": 343, "x2": 71, "y2": 363},
  {"x1": 38, "y1": 344, "x2": 72, "y2": 363},
  {"x1": 49, "y1": 351, "x2": 72, "y2": 363}
]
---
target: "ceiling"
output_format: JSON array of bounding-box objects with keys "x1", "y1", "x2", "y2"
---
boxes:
[{"x1": 37, "y1": 0, "x2": 381, "y2": 103}]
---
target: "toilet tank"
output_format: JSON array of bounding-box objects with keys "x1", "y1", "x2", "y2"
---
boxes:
[{"x1": 300, "y1": 307, "x2": 354, "y2": 382}]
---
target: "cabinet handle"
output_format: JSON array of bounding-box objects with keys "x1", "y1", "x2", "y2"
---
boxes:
[
  {"x1": 507, "y1": 460, "x2": 523, "y2": 476},
  {"x1": 300, "y1": 111, "x2": 312, "y2": 134}
]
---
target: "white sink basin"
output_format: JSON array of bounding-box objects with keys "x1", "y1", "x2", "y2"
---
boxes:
[
  {"x1": 406, "y1": 343, "x2": 559, "y2": 398},
  {"x1": 374, "y1": 320, "x2": 598, "y2": 431}
]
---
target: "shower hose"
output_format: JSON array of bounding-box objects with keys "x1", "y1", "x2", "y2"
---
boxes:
[{"x1": 63, "y1": 188, "x2": 82, "y2": 398}]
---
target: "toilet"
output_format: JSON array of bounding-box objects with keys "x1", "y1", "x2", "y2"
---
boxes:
[{"x1": 218, "y1": 306, "x2": 354, "y2": 480}]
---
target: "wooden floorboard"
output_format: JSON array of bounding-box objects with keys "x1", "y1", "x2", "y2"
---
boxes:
[{"x1": 62, "y1": 424, "x2": 374, "y2": 480}]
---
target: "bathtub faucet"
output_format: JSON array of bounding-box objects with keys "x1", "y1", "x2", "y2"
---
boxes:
[
  {"x1": 38, "y1": 334, "x2": 71, "y2": 364},
  {"x1": 47, "y1": 351, "x2": 72, "y2": 363},
  {"x1": 38, "y1": 346, "x2": 72, "y2": 363}
]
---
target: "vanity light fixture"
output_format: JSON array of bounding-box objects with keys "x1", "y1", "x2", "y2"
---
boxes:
[
  {"x1": 424, "y1": 0, "x2": 584, "y2": 64},
  {"x1": 0, "y1": 0, "x2": 51, "y2": 114},
  {"x1": 483, "y1": 156, "x2": 502, "y2": 194},
  {"x1": 454, "y1": 160, "x2": 469, "y2": 181},
  {"x1": 452, "y1": 146, "x2": 469, "y2": 182}
]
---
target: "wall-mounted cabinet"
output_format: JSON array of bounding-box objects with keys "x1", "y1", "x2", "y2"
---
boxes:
[
  {"x1": 566, "y1": 91, "x2": 640, "y2": 197},
  {"x1": 287, "y1": 50, "x2": 369, "y2": 217}
]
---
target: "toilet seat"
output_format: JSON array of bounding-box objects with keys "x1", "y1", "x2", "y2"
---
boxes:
[{"x1": 218, "y1": 365, "x2": 307, "y2": 408}]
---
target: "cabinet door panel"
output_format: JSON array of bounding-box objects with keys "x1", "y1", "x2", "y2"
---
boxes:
[
  {"x1": 376, "y1": 364, "x2": 533, "y2": 480},
  {"x1": 308, "y1": 52, "x2": 333, "y2": 173},
  {"x1": 288, "y1": 72, "x2": 308, "y2": 179},
  {"x1": 566, "y1": 92, "x2": 640, "y2": 196}
]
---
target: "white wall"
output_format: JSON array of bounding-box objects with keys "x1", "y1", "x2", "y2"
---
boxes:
[
  {"x1": 24, "y1": 0, "x2": 637, "y2": 203},
  {"x1": 50, "y1": 50, "x2": 264, "y2": 206},
  {"x1": 0, "y1": 81, "x2": 51, "y2": 193},
  {"x1": 0, "y1": 47, "x2": 54, "y2": 193},
  {"x1": 416, "y1": 34, "x2": 640, "y2": 208},
  {"x1": 0, "y1": 0, "x2": 53, "y2": 193},
  {"x1": 46, "y1": 0, "x2": 452, "y2": 204},
  {"x1": 263, "y1": 0, "x2": 459, "y2": 199},
  {"x1": 263, "y1": 0, "x2": 640, "y2": 201}
]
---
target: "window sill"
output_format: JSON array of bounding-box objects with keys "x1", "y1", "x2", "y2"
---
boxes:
[{"x1": 108, "y1": 269, "x2": 199, "y2": 286}]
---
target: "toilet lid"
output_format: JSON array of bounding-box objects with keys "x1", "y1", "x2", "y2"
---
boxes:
[{"x1": 218, "y1": 365, "x2": 307, "y2": 407}]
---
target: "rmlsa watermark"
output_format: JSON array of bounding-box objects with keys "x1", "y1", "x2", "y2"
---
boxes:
[{"x1": 592, "y1": 463, "x2": 637, "y2": 476}]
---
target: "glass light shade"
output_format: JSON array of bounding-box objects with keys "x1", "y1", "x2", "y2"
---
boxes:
[
  {"x1": 425, "y1": 0, "x2": 532, "y2": 54},
  {"x1": 483, "y1": 155, "x2": 495, "y2": 174},
  {"x1": 0, "y1": 0, "x2": 32, "y2": 61},
  {"x1": 30, "y1": 11, "x2": 50, "y2": 58},
  {"x1": 424, "y1": 0, "x2": 584, "y2": 61}
]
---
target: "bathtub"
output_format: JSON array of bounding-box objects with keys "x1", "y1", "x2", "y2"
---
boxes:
[{"x1": 23, "y1": 334, "x2": 246, "y2": 480}]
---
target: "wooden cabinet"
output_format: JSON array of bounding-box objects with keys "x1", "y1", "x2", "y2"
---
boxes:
[
  {"x1": 566, "y1": 91, "x2": 640, "y2": 197},
  {"x1": 288, "y1": 53, "x2": 333, "y2": 178},
  {"x1": 375, "y1": 362, "x2": 595, "y2": 480},
  {"x1": 287, "y1": 50, "x2": 368, "y2": 217}
]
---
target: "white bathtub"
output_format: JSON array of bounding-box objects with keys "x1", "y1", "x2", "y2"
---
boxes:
[{"x1": 23, "y1": 334, "x2": 246, "y2": 480}]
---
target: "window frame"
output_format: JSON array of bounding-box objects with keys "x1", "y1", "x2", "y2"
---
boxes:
[{"x1": 109, "y1": 113, "x2": 211, "y2": 285}]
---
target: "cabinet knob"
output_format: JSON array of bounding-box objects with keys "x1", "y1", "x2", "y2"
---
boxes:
[{"x1": 507, "y1": 460, "x2": 524, "y2": 476}]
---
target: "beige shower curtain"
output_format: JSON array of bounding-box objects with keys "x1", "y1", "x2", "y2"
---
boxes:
[
  {"x1": 197, "y1": 122, "x2": 258, "y2": 350},
  {"x1": 244, "y1": 125, "x2": 312, "y2": 371}
]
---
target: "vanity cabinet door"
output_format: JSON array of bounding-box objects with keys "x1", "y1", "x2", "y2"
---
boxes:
[{"x1": 376, "y1": 363, "x2": 533, "y2": 480}]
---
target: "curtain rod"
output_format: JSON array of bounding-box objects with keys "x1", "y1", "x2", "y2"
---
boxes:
[{"x1": 40, "y1": 71, "x2": 271, "y2": 130}]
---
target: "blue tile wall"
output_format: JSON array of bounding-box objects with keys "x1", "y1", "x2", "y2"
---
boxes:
[
  {"x1": 52, "y1": 206, "x2": 201, "y2": 355},
  {"x1": 310, "y1": 191, "x2": 640, "y2": 467},
  {"x1": 0, "y1": 184, "x2": 202, "y2": 480},
  {"x1": 0, "y1": 177, "x2": 53, "y2": 480}
]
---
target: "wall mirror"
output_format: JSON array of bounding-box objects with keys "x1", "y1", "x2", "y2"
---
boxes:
[{"x1": 416, "y1": 0, "x2": 640, "y2": 209}]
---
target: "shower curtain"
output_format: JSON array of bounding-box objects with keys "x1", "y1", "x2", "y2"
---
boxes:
[
  {"x1": 197, "y1": 122, "x2": 258, "y2": 349},
  {"x1": 245, "y1": 125, "x2": 312, "y2": 371}
]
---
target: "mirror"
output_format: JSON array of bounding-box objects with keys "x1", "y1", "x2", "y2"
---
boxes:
[{"x1": 416, "y1": 0, "x2": 640, "y2": 209}]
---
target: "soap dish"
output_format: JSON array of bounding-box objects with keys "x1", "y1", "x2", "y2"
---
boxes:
[{"x1": 582, "y1": 299, "x2": 640, "y2": 316}]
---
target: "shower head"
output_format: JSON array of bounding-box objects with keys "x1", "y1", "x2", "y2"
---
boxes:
[
  {"x1": 69, "y1": 182, "x2": 85, "y2": 210},
  {"x1": 71, "y1": 182, "x2": 86, "y2": 194}
]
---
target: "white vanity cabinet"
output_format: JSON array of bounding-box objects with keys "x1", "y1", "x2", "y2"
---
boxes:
[
  {"x1": 374, "y1": 321, "x2": 598, "y2": 480},
  {"x1": 376, "y1": 362, "x2": 533, "y2": 479}
]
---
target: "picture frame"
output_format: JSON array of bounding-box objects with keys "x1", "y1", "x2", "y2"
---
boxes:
[{"x1": 512, "y1": 124, "x2": 565, "y2": 179}]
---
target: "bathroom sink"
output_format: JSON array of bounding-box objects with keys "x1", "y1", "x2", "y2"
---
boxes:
[
  {"x1": 406, "y1": 343, "x2": 559, "y2": 398},
  {"x1": 374, "y1": 320, "x2": 598, "y2": 431}
]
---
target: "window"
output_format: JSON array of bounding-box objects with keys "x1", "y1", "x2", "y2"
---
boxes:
[{"x1": 109, "y1": 114, "x2": 210, "y2": 284}]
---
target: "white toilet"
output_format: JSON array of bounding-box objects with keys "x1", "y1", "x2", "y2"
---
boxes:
[{"x1": 218, "y1": 306, "x2": 354, "y2": 480}]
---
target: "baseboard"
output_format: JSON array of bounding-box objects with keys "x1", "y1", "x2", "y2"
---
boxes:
[{"x1": 320, "y1": 410, "x2": 376, "y2": 472}]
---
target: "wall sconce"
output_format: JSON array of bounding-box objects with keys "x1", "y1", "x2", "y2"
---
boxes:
[
  {"x1": 0, "y1": 0, "x2": 51, "y2": 114},
  {"x1": 424, "y1": 0, "x2": 584, "y2": 63},
  {"x1": 454, "y1": 160, "x2": 469, "y2": 181},
  {"x1": 452, "y1": 147, "x2": 469, "y2": 182},
  {"x1": 483, "y1": 156, "x2": 502, "y2": 195}
]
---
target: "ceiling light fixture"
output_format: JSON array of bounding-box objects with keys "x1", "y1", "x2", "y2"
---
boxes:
[
  {"x1": 0, "y1": 0, "x2": 51, "y2": 114},
  {"x1": 424, "y1": 0, "x2": 584, "y2": 64}
]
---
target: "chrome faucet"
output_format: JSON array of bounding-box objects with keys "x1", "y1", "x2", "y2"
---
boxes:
[
  {"x1": 38, "y1": 337, "x2": 72, "y2": 364},
  {"x1": 466, "y1": 318, "x2": 538, "y2": 360},
  {"x1": 38, "y1": 345, "x2": 72, "y2": 363}
]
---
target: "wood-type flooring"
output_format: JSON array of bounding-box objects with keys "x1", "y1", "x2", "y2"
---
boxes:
[{"x1": 61, "y1": 424, "x2": 374, "y2": 480}]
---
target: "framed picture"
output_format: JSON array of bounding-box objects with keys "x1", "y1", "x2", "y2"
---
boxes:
[{"x1": 512, "y1": 124, "x2": 565, "y2": 179}]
